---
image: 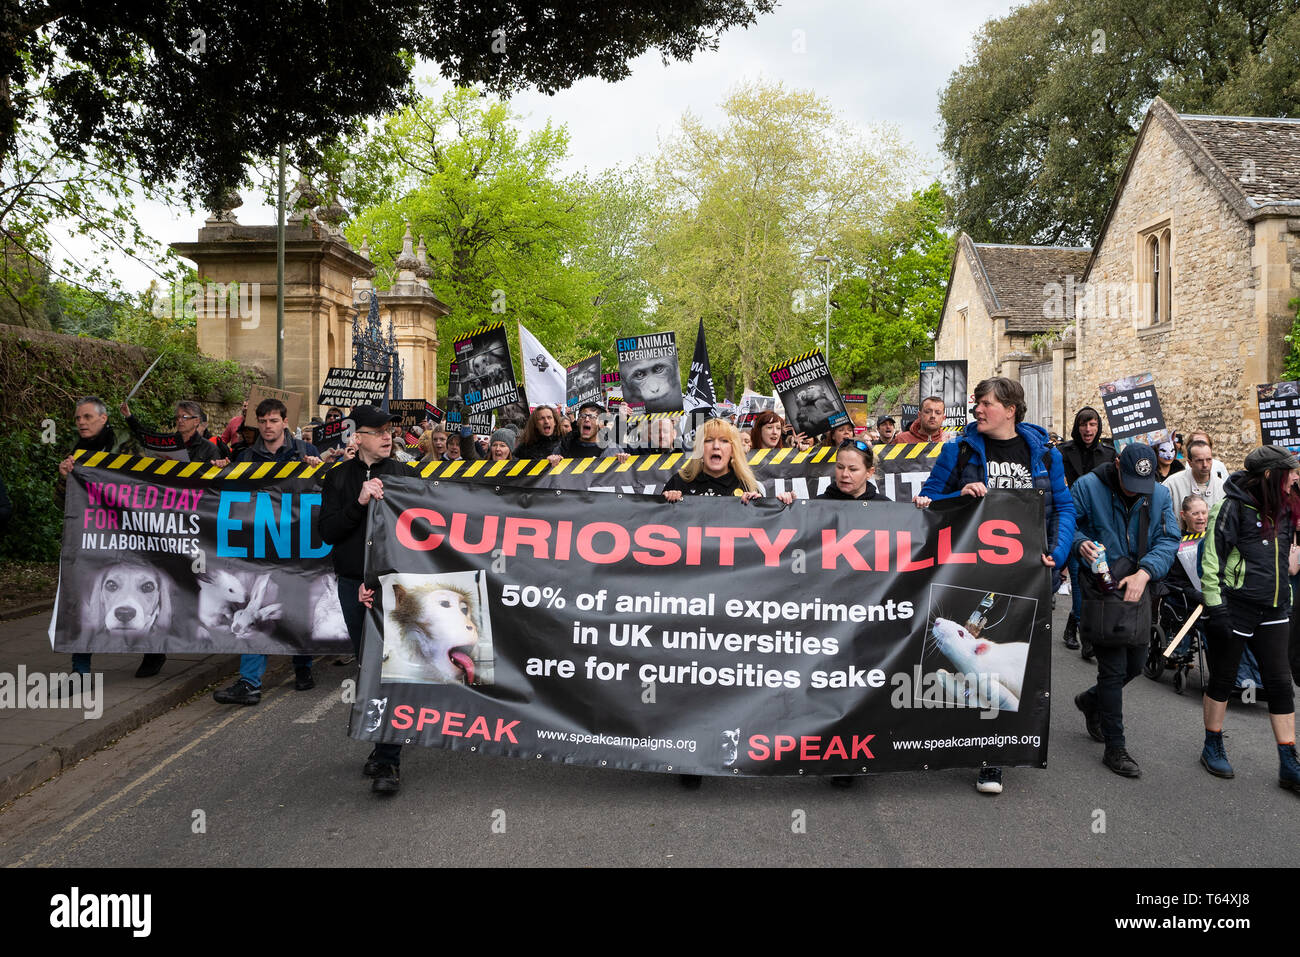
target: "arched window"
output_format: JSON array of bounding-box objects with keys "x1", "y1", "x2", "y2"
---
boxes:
[{"x1": 1140, "y1": 223, "x2": 1172, "y2": 326}]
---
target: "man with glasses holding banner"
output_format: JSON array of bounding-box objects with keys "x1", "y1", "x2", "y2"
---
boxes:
[{"x1": 319, "y1": 406, "x2": 406, "y2": 796}]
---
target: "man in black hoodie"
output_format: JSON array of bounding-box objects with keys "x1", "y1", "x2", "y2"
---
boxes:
[
  {"x1": 318, "y1": 405, "x2": 406, "y2": 795},
  {"x1": 1057, "y1": 407, "x2": 1115, "y2": 654}
]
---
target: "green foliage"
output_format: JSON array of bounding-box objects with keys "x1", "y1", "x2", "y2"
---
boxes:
[
  {"x1": 1283, "y1": 297, "x2": 1300, "y2": 382},
  {"x1": 830, "y1": 183, "x2": 955, "y2": 390},
  {"x1": 645, "y1": 79, "x2": 920, "y2": 396},
  {"x1": 0, "y1": 431, "x2": 63, "y2": 561},
  {"x1": 0, "y1": 323, "x2": 253, "y2": 562},
  {"x1": 939, "y1": 0, "x2": 1300, "y2": 246},
  {"x1": 346, "y1": 86, "x2": 640, "y2": 397},
  {"x1": 10, "y1": 3, "x2": 774, "y2": 205}
]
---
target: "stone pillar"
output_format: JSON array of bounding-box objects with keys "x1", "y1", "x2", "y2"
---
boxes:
[
  {"x1": 1052, "y1": 339, "x2": 1075, "y2": 435},
  {"x1": 1248, "y1": 217, "x2": 1300, "y2": 445},
  {"x1": 371, "y1": 225, "x2": 448, "y2": 403},
  {"x1": 172, "y1": 218, "x2": 375, "y2": 421}
]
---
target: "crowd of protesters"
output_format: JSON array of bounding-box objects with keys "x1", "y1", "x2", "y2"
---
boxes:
[{"x1": 48, "y1": 377, "x2": 1300, "y2": 799}]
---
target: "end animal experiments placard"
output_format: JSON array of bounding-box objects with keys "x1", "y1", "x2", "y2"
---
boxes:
[
  {"x1": 350, "y1": 479, "x2": 1050, "y2": 776},
  {"x1": 769, "y1": 351, "x2": 850, "y2": 437},
  {"x1": 616, "y1": 333, "x2": 682, "y2": 412},
  {"x1": 566, "y1": 355, "x2": 602, "y2": 409},
  {"x1": 454, "y1": 323, "x2": 520, "y2": 412},
  {"x1": 1100, "y1": 372, "x2": 1168, "y2": 450}
]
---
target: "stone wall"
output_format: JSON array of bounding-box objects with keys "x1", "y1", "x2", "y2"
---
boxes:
[
  {"x1": 935, "y1": 249, "x2": 998, "y2": 384},
  {"x1": 1071, "y1": 117, "x2": 1268, "y2": 469}
]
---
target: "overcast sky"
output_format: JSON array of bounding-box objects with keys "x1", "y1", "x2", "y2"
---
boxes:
[{"x1": 84, "y1": 0, "x2": 1019, "y2": 293}]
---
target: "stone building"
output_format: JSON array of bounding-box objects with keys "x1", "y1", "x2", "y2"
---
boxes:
[
  {"x1": 1071, "y1": 97, "x2": 1300, "y2": 466},
  {"x1": 934, "y1": 234, "x2": 1091, "y2": 433},
  {"x1": 172, "y1": 210, "x2": 447, "y2": 422},
  {"x1": 935, "y1": 97, "x2": 1300, "y2": 465}
]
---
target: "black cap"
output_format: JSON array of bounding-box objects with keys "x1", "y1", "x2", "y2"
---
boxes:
[
  {"x1": 350, "y1": 405, "x2": 401, "y2": 429},
  {"x1": 878, "y1": 415, "x2": 895, "y2": 425},
  {"x1": 1245, "y1": 445, "x2": 1300, "y2": 473},
  {"x1": 1118, "y1": 442, "x2": 1157, "y2": 493},
  {"x1": 578, "y1": 400, "x2": 606, "y2": 415}
]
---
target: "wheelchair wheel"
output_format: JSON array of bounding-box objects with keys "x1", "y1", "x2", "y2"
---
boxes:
[{"x1": 1144, "y1": 624, "x2": 1167, "y2": 681}]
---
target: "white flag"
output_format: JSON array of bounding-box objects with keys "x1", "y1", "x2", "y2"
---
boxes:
[{"x1": 518, "y1": 323, "x2": 566, "y2": 407}]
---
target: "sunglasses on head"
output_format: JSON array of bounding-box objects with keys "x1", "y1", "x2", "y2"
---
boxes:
[{"x1": 838, "y1": 438, "x2": 871, "y2": 455}]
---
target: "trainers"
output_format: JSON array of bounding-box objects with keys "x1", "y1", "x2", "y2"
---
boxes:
[
  {"x1": 1279, "y1": 743, "x2": 1300, "y2": 793},
  {"x1": 1103, "y1": 746, "x2": 1141, "y2": 777},
  {"x1": 1074, "y1": 692, "x2": 1104, "y2": 743},
  {"x1": 213, "y1": 678, "x2": 261, "y2": 706},
  {"x1": 134, "y1": 654, "x2": 166, "y2": 678},
  {"x1": 294, "y1": 667, "x2": 315, "y2": 691},
  {"x1": 1200, "y1": 730, "x2": 1234, "y2": 779},
  {"x1": 1062, "y1": 614, "x2": 1080, "y2": 650},
  {"x1": 975, "y1": 767, "x2": 1003, "y2": 794},
  {"x1": 371, "y1": 764, "x2": 400, "y2": 795}
]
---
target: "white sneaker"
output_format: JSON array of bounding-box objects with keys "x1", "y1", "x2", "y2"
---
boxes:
[{"x1": 976, "y1": 767, "x2": 1003, "y2": 794}]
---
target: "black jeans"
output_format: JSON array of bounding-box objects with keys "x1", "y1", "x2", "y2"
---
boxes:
[
  {"x1": 1205, "y1": 602, "x2": 1295, "y2": 715},
  {"x1": 338, "y1": 575, "x2": 402, "y2": 767},
  {"x1": 1079, "y1": 644, "x2": 1146, "y2": 748}
]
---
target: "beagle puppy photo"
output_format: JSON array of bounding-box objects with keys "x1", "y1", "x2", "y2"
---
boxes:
[{"x1": 81, "y1": 562, "x2": 173, "y2": 649}]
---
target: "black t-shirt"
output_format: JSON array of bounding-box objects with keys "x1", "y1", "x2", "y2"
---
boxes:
[
  {"x1": 983, "y1": 434, "x2": 1033, "y2": 489},
  {"x1": 664, "y1": 470, "x2": 743, "y2": 497}
]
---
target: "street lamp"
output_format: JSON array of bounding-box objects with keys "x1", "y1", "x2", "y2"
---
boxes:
[{"x1": 813, "y1": 255, "x2": 832, "y2": 355}]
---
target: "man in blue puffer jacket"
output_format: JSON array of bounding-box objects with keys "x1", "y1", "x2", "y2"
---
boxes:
[
  {"x1": 915, "y1": 377, "x2": 1075, "y2": 796},
  {"x1": 1069, "y1": 443, "x2": 1178, "y2": 780}
]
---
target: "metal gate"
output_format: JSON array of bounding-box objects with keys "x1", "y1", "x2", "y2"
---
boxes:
[{"x1": 1020, "y1": 361, "x2": 1052, "y2": 433}]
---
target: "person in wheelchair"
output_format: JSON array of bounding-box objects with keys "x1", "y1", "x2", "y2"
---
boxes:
[{"x1": 1148, "y1": 495, "x2": 1210, "y2": 687}]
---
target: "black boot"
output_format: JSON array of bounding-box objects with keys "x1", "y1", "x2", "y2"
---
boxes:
[{"x1": 1062, "y1": 614, "x2": 1080, "y2": 650}]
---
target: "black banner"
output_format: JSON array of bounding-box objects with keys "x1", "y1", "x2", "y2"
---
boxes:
[
  {"x1": 349, "y1": 480, "x2": 1050, "y2": 775},
  {"x1": 769, "y1": 351, "x2": 849, "y2": 437},
  {"x1": 566, "y1": 355, "x2": 602, "y2": 409},
  {"x1": 318, "y1": 367, "x2": 390, "y2": 408},
  {"x1": 312, "y1": 418, "x2": 349, "y2": 452},
  {"x1": 1100, "y1": 373, "x2": 1167, "y2": 449},
  {"x1": 54, "y1": 458, "x2": 351, "y2": 656},
  {"x1": 412, "y1": 442, "x2": 942, "y2": 503},
  {"x1": 136, "y1": 430, "x2": 188, "y2": 461},
  {"x1": 1257, "y1": 381, "x2": 1300, "y2": 452},
  {"x1": 616, "y1": 332, "x2": 682, "y2": 412},
  {"x1": 389, "y1": 399, "x2": 442, "y2": 430},
  {"x1": 454, "y1": 323, "x2": 521, "y2": 412}
]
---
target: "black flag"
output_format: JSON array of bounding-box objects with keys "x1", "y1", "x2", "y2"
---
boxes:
[{"x1": 684, "y1": 318, "x2": 716, "y2": 413}]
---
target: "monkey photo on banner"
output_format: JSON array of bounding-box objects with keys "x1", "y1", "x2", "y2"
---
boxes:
[{"x1": 616, "y1": 332, "x2": 683, "y2": 413}]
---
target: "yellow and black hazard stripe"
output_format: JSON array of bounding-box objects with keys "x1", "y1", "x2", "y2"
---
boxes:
[
  {"x1": 72, "y1": 449, "x2": 331, "y2": 481},
  {"x1": 767, "y1": 349, "x2": 821, "y2": 374},
  {"x1": 1181, "y1": 531, "x2": 1206, "y2": 542},
  {"x1": 876, "y1": 442, "x2": 944, "y2": 461},
  {"x1": 453, "y1": 319, "x2": 506, "y2": 346},
  {"x1": 625, "y1": 412, "x2": 683, "y2": 423}
]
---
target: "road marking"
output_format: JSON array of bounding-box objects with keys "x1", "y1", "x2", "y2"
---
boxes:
[
  {"x1": 6, "y1": 693, "x2": 291, "y2": 868},
  {"x1": 293, "y1": 692, "x2": 345, "y2": 724}
]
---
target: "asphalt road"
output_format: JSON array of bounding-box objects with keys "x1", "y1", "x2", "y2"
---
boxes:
[{"x1": 2, "y1": 601, "x2": 1297, "y2": 868}]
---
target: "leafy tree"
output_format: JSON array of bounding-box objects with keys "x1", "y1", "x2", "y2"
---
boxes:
[
  {"x1": 5, "y1": 1, "x2": 775, "y2": 207},
  {"x1": 345, "y1": 86, "x2": 601, "y2": 398},
  {"x1": 830, "y1": 183, "x2": 955, "y2": 390},
  {"x1": 940, "y1": 0, "x2": 1300, "y2": 246},
  {"x1": 645, "y1": 79, "x2": 918, "y2": 395}
]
